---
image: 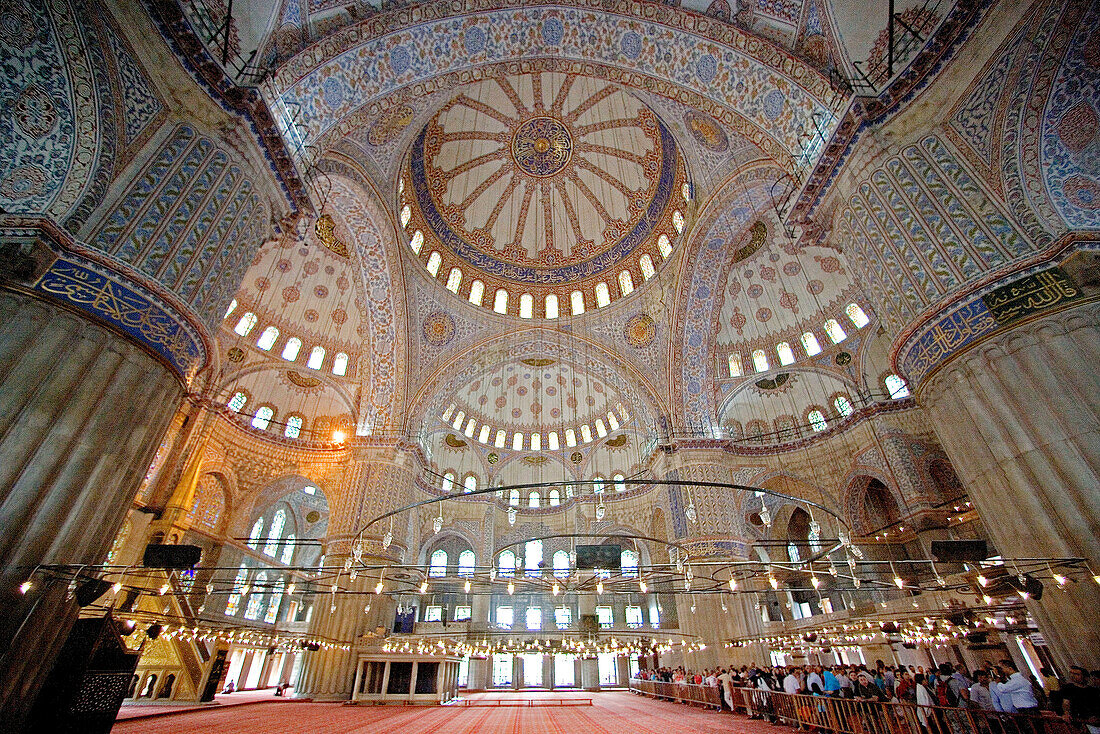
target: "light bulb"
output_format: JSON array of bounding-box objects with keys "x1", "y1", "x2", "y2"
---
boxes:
[
  {"x1": 364, "y1": 604, "x2": 371, "y2": 614},
  {"x1": 507, "y1": 580, "x2": 515, "y2": 595},
  {"x1": 419, "y1": 580, "x2": 428, "y2": 594},
  {"x1": 433, "y1": 516, "x2": 443, "y2": 534},
  {"x1": 507, "y1": 508, "x2": 517, "y2": 525},
  {"x1": 375, "y1": 581, "x2": 384, "y2": 594},
  {"x1": 596, "y1": 580, "x2": 604, "y2": 595},
  {"x1": 811, "y1": 575, "x2": 821, "y2": 589},
  {"x1": 690, "y1": 602, "x2": 696, "y2": 614},
  {"x1": 112, "y1": 582, "x2": 123, "y2": 594},
  {"x1": 769, "y1": 575, "x2": 779, "y2": 590},
  {"x1": 977, "y1": 574, "x2": 989, "y2": 587},
  {"x1": 159, "y1": 583, "x2": 170, "y2": 595},
  {"x1": 553, "y1": 583, "x2": 560, "y2": 596},
  {"x1": 894, "y1": 575, "x2": 905, "y2": 589},
  {"x1": 728, "y1": 577, "x2": 738, "y2": 591},
  {"x1": 640, "y1": 580, "x2": 648, "y2": 593},
  {"x1": 595, "y1": 503, "x2": 606, "y2": 521},
  {"x1": 685, "y1": 503, "x2": 697, "y2": 523},
  {"x1": 1092, "y1": 573, "x2": 1100, "y2": 586},
  {"x1": 1053, "y1": 573, "x2": 1068, "y2": 587},
  {"x1": 382, "y1": 531, "x2": 392, "y2": 549},
  {"x1": 464, "y1": 579, "x2": 471, "y2": 593}
]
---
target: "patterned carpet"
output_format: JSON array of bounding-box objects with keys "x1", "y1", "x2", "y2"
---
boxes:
[{"x1": 111, "y1": 691, "x2": 794, "y2": 734}]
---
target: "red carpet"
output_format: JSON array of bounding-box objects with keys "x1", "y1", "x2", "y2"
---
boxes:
[{"x1": 111, "y1": 691, "x2": 793, "y2": 734}]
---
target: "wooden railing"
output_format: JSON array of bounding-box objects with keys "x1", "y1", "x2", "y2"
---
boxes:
[{"x1": 630, "y1": 681, "x2": 1087, "y2": 734}]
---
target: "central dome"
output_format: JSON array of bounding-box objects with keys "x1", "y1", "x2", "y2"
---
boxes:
[{"x1": 399, "y1": 71, "x2": 690, "y2": 317}]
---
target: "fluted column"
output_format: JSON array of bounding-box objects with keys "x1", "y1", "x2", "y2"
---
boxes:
[
  {"x1": 919, "y1": 301, "x2": 1100, "y2": 668},
  {"x1": 0, "y1": 290, "x2": 183, "y2": 726},
  {"x1": 295, "y1": 445, "x2": 416, "y2": 699}
]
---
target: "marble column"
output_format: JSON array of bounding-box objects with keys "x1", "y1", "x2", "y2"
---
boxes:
[
  {"x1": 0, "y1": 290, "x2": 184, "y2": 726},
  {"x1": 919, "y1": 301, "x2": 1100, "y2": 668}
]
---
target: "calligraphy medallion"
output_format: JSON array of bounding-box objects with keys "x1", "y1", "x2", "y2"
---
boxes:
[{"x1": 511, "y1": 117, "x2": 573, "y2": 177}]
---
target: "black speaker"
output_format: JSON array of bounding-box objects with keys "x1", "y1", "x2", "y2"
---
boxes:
[
  {"x1": 931, "y1": 539, "x2": 988, "y2": 562},
  {"x1": 75, "y1": 578, "x2": 115, "y2": 607},
  {"x1": 143, "y1": 544, "x2": 201, "y2": 569}
]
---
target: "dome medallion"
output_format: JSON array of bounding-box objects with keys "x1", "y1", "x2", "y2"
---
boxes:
[
  {"x1": 401, "y1": 71, "x2": 690, "y2": 315},
  {"x1": 511, "y1": 116, "x2": 573, "y2": 177}
]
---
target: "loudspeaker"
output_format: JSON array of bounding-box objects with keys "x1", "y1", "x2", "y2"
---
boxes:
[
  {"x1": 931, "y1": 539, "x2": 988, "y2": 562},
  {"x1": 143, "y1": 544, "x2": 202, "y2": 569},
  {"x1": 75, "y1": 578, "x2": 115, "y2": 607}
]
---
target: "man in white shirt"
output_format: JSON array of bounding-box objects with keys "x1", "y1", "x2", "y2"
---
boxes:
[
  {"x1": 717, "y1": 668, "x2": 734, "y2": 710},
  {"x1": 783, "y1": 669, "x2": 801, "y2": 695},
  {"x1": 997, "y1": 659, "x2": 1039, "y2": 714},
  {"x1": 806, "y1": 666, "x2": 825, "y2": 695}
]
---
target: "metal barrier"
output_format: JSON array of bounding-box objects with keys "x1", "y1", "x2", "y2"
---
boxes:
[
  {"x1": 628, "y1": 680, "x2": 723, "y2": 710},
  {"x1": 630, "y1": 682, "x2": 1087, "y2": 734}
]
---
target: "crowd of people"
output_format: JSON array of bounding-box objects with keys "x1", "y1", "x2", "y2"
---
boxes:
[{"x1": 634, "y1": 659, "x2": 1100, "y2": 732}]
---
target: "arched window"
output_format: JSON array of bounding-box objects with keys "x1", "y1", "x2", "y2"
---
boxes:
[
  {"x1": 621, "y1": 549, "x2": 638, "y2": 578},
  {"x1": 801, "y1": 332, "x2": 822, "y2": 356},
  {"x1": 307, "y1": 346, "x2": 325, "y2": 370},
  {"x1": 499, "y1": 550, "x2": 516, "y2": 577},
  {"x1": 672, "y1": 210, "x2": 685, "y2": 233},
  {"x1": 682, "y1": 181, "x2": 693, "y2": 201},
  {"x1": 463, "y1": 475, "x2": 477, "y2": 493},
  {"x1": 442, "y1": 472, "x2": 455, "y2": 492},
  {"x1": 284, "y1": 415, "x2": 303, "y2": 439},
  {"x1": 545, "y1": 294, "x2": 559, "y2": 319},
  {"x1": 410, "y1": 230, "x2": 424, "y2": 254},
  {"x1": 524, "y1": 540, "x2": 542, "y2": 577},
  {"x1": 248, "y1": 518, "x2": 264, "y2": 549},
  {"x1": 478, "y1": 425, "x2": 491, "y2": 443},
  {"x1": 885, "y1": 374, "x2": 910, "y2": 398},
  {"x1": 512, "y1": 432, "x2": 524, "y2": 451},
  {"x1": 234, "y1": 312, "x2": 257, "y2": 336},
  {"x1": 281, "y1": 338, "x2": 301, "y2": 361},
  {"x1": 595, "y1": 282, "x2": 610, "y2": 307},
  {"x1": 728, "y1": 353, "x2": 742, "y2": 377},
  {"x1": 224, "y1": 299, "x2": 238, "y2": 319},
  {"x1": 256, "y1": 326, "x2": 279, "y2": 351},
  {"x1": 264, "y1": 577, "x2": 285, "y2": 624},
  {"x1": 824, "y1": 319, "x2": 847, "y2": 344},
  {"x1": 530, "y1": 433, "x2": 541, "y2": 451},
  {"x1": 458, "y1": 550, "x2": 475, "y2": 577},
  {"x1": 429, "y1": 549, "x2": 448, "y2": 577},
  {"x1": 493, "y1": 288, "x2": 508, "y2": 314},
  {"x1": 468, "y1": 280, "x2": 484, "y2": 306},
  {"x1": 400, "y1": 204, "x2": 412, "y2": 228},
  {"x1": 519, "y1": 293, "x2": 534, "y2": 318},
  {"x1": 332, "y1": 353, "x2": 349, "y2": 376},
  {"x1": 244, "y1": 571, "x2": 267, "y2": 619},
  {"x1": 225, "y1": 565, "x2": 248, "y2": 616},
  {"x1": 564, "y1": 428, "x2": 577, "y2": 447},
  {"x1": 619, "y1": 270, "x2": 635, "y2": 296},
  {"x1": 509, "y1": 489, "x2": 520, "y2": 506},
  {"x1": 280, "y1": 535, "x2": 295, "y2": 564},
  {"x1": 595, "y1": 419, "x2": 607, "y2": 438},
  {"x1": 639, "y1": 254, "x2": 656, "y2": 280},
  {"x1": 808, "y1": 410, "x2": 827, "y2": 432},
  {"x1": 548, "y1": 432, "x2": 559, "y2": 450},
  {"x1": 528, "y1": 491, "x2": 540, "y2": 508},
  {"x1": 426, "y1": 251, "x2": 442, "y2": 277},
  {"x1": 593, "y1": 476, "x2": 605, "y2": 494},
  {"x1": 752, "y1": 349, "x2": 769, "y2": 373},
  {"x1": 494, "y1": 429, "x2": 506, "y2": 448},
  {"x1": 549, "y1": 489, "x2": 560, "y2": 506},
  {"x1": 464, "y1": 418, "x2": 476, "y2": 438},
  {"x1": 834, "y1": 395, "x2": 854, "y2": 417},
  {"x1": 445, "y1": 267, "x2": 462, "y2": 293},
  {"x1": 263, "y1": 510, "x2": 286, "y2": 557},
  {"x1": 580, "y1": 424, "x2": 593, "y2": 443},
  {"x1": 570, "y1": 290, "x2": 585, "y2": 315},
  {"x1": 846, "y1": 303, "x2": 870, "y2": 328},
  {"x1": 251, "y1": 406, "x2": 274, "y2": 430},
  {"x1": 614, "y1": 473, "x2": 626, "y2": 492},
  {"x1": 553, "y1": 550, "x2": 570, "y2": 578},
  {"x1": 607, "y1": 411, "x2": 620, "y2": 430},
  {"x1": 227, "y1": 391, "x2": 248, "y2": 412},
  {"x1": 776, "y1": 342, "x2": 795, "y2": 366},
  {"x1": 442, "y1": 404, "x2": 455, "y2": 421},
  {"x1": 658, "y1": 234, "x2": 672, "y2": 258},
  {"x1": 452, "y1": 410, "x2": 465, "y2": 430}
]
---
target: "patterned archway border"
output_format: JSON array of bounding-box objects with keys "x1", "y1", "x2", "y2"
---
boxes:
[
  {"x1": 272, "y1": 4, "x2": 844, "y2": 176},
  {"x1": 671, "y1": 162, "x2": 785, "y2": 430}
]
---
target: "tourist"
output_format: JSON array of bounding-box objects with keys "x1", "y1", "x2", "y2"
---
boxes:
[
  {"x1": 969, "y1": 669, "x2": 995, "y2": 711},
  {"x1": 996, "y1": 659, "x2": 1039, "y2": 715}
]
